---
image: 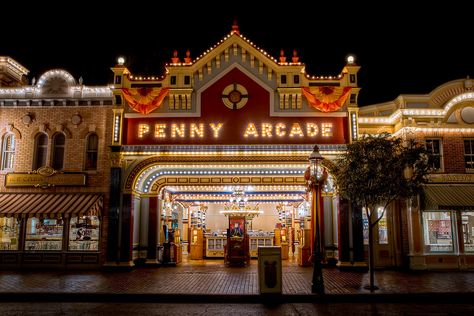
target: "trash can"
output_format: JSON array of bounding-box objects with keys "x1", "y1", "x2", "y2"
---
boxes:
[
  {"x1": 258, "y1": 246, "x2": 282, "y2": 294},
  {"x1": 157, "y1": 245, "x2": 164, "y2": 262}
]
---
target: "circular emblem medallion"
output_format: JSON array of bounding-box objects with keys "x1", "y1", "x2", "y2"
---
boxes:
[
  {"x1": 71, "y1": 114, "x2": 82, "y2": 125},
  {"x1": 37, "y1": 166, "x2": 56, "y2": 177},
  {"x1": 229, "y1": 90, "x2": 242, "y2": 103},
  {"x1": 22, "y1": 114, "x2": 32, "y2": 125},
  {"x1": 222, "y1": 83, "x2": 248, "y2": 110}
]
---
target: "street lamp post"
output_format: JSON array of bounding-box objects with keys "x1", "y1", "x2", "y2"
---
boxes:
[{"x1": 308, "y1": 144, "x2": 325, "y2": 293}]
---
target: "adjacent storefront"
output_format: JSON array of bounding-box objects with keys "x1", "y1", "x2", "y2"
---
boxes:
[
  {"x1": 0, "y1": 62, "x2": 111, "y2": 269},
  {"x1": 358, "y1": 78, "x2": 474, "y2": 269}
]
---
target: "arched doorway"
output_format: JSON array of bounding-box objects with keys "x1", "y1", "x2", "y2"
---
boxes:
[{"x1": 125, "y1": 161, "x2": 339, "y2": 267}]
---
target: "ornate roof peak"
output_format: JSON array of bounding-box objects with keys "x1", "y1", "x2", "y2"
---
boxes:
[{"x1": 231, "y1": 19, "x2": 240, "y2": 35}]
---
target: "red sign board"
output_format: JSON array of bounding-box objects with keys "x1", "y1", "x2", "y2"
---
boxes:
[{"x1": 122, "y1": 68, "x2": 349, "y2": 145}]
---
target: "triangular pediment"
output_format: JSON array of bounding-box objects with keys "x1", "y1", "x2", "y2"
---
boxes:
[
  {"x1": 166, "y1": 32, "x2": 305, "y2": 88},
  {"x1": 187, "y1": 33, "x2": 288, "y2": 73}
]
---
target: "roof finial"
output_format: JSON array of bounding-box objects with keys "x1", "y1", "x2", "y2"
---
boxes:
[
  {"x1": 171, "y1": 50, "x2": 180, "y2": 63},
  {"x1": 292, "y1": 49, "x2": 299, "y2": 63},
  {"x1": 184, "y1": 49, "x2": 191, "y2": 64},
  {"x1": 231, "y1": 19, "x2": 240, "y2": 35},
  {"x1": 279, "y1": 49, "x2": 286, "y2": 63},
  {"x1": 465, "y1": 76, "x2": 473, "y2": 90}
]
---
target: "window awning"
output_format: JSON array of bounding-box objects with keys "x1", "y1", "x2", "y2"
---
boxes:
[
  {"x1": 0, "y1": 193, "x2": 103, "y2": 217},
  {"x1": 423, "y1": 185, "x2": 474, "y2": 210}
]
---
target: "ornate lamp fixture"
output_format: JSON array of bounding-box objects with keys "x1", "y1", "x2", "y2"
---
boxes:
[
  {"x1": 220, "y1": 186, "x2": 262, "y2": 219},
  {"x1": 308, "y1": 144, "x2": 326, "y2": 293}
]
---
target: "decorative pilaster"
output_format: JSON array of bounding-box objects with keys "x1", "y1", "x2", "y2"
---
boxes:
[
  {"x1": 105, "y1": 166, "x2": 121, "y2": 265},
  {"x1": 119, "y1": 193, "x2": 134, "y2": 267},
  {"x1": 336, "y1": 197, "x2": 351, "y2": 269},
  {"x1": 351, "y1": 204, "x2": 368, "y2": 271},
  {"x1": 407, "y1": 197, "x2": 427, "y2": 269},
  {"x1": 146, "y1": 196, "x2": 159, "y2": 265}
]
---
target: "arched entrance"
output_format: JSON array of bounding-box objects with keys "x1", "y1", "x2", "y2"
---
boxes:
[
  {"x1": 106, "y1": 24, "x2": 361, "y2": 269},
  {"x1": 121, "y1": 161, "x2": 339, "y2": 267}
]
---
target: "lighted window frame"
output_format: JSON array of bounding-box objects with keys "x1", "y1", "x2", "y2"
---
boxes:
[
  {"x1": 422, "y1": 211, "x2": 454, "y2": 253},
  {"x1": 293, "y1": 75, "x2": 300, "y2": 84},
  {"x1": 1, "y1": 133, "x2": 15, "y2": 170},
  {"x1": 68, "y1": 215, "x2": 100, "y2": 251},
  {"x1": 463, "y1": 139, "x2": 474, "y2": 171},
  {"x1": 362, "y1": 207, "x2": 388, "y2": 245},
  {"x1": 25, "y1": 217, "x2": 64, "y2": 251},
  {"x1": 425, "y1": 139, "x2": 443, "y2": 172},
  {"x1": 51, "y1": 133, "x2": 65, "y2": 170},
  {"x1": 184, "y1": 75, "x2": 190, "y2": 85},
  {"x1": 0, "y1": 217, "x2": 20, "y2": 250},
  {"x1": 33, "y1": 133, "x2": 48, "y2": 169},
  {"x1": 85, "y1": 133, "x2": 99, "y2": 171},
  {"x1": 461, "y1": 211, "x2": 474, "y2": 253}
]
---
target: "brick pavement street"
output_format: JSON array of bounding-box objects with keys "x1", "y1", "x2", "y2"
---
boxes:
[{"x1": 1, "y1": 258, "x2": 474, "y2": 300}]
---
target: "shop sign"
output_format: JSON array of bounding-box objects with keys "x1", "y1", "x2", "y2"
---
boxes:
[
  {"x1": 429, "y1": 174, "x2": 474, "y2": 183},
  {"x1": 5, "y1": 166, "x2": 86, "y2": 188}
]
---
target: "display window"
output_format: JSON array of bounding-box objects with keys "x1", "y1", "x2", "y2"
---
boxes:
[
  {"x1": 461, "y1": 211, "x2": 474, "y2": 253},
  {"x1": 377, "y1": 207, "x2": 388, "y2": 244},
  {"x1": 422, "y1": 211, "x2": 453, "y2": 253},
  {"x1": 25, "y1": 217, "x2": 63, "y2": 251},
  {"x1": 0, "y1": 217, "x2": 20, "y2": 250},
  {"x1": 363, "y1": 213, "x2": 369, "y2": 245},
  {"x1": 69, "y1": 215, "x2": 100, "y2": 251},
  {"x1": 362, "y1": 207, "x2": 388, "y2": 244}
]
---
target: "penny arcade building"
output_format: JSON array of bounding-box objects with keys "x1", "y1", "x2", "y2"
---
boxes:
[
  {"x1": 1, "y1": 23, "x2": 472, "y2": 271},
  {"x1": 106, "y1": 23, "x2": 360, "y2": 269}
]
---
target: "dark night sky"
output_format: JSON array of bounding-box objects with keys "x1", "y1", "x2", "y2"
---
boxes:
[{"x1": 2, "y1": 2, "x2": 473, "y2": 106}]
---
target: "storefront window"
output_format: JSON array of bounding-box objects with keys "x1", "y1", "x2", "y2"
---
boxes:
[
  {"x1": 25, "y1": 217, "x2": 63, "y2": 251},
  {"x1": 377, "y1": 207, "x2": 388, "y2": 244},
  {"x1": 69, "y1": 215, "x2": 100, "y2": 251},
  {"x1": 0, "y1": 217, "x2": 20, "y2": 250},
  {"x1": 362, "y1": 212, "x2": 369, "y2": 245},
  {"x1": 362, "y1": 207, "x2": 388, "y2": 244},
  {"x1": 422, "y1": 211, "x2": 453, "y2": 253},
  {"x1": 461, "y1": 211, "x2": 474, "y2": 253}
]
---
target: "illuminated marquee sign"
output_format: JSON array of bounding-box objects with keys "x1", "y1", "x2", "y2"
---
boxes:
[
  {"x1": 137, "y1": 122, "x2": 334, "y2": 138},
  {"x1": 125, "y1": 117, "x2": 348, "y2": 145}
]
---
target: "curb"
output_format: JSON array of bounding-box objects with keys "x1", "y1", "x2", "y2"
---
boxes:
[{"x1": 1, "y1": 292, "x2": 474, "y2": 303}]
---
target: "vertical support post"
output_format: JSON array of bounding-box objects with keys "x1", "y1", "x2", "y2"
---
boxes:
[
  {"x1": 106, "y1": 167, "x2": 121, "y2": 264},
  {"x1": 119, "y1": 193, "x2": 134, "y2": 267},
  {"x1": 352, "y1": 205, "x2": 366, "y2": 267},
  {"x1": 147, "y1": 196, "x2": 159, "y2": 264},
  {"x1": 337, "y1": 198, "x2": 351, "y2": 267},
  {"x1": 311, "y1": 181, "x2": 324, "y2": 293}
]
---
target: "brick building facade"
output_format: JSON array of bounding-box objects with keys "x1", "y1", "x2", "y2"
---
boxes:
[
  {"x1": 359, "y1": 78, "x2": 474, "y2": 269},
  {"x1": 0, "y1": 57, "x2": 113, "y2": 268}
]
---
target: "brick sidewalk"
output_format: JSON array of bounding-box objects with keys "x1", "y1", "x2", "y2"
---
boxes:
[{"x1": 1, "y1": 259, "x2": 474, "y2": 297}]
